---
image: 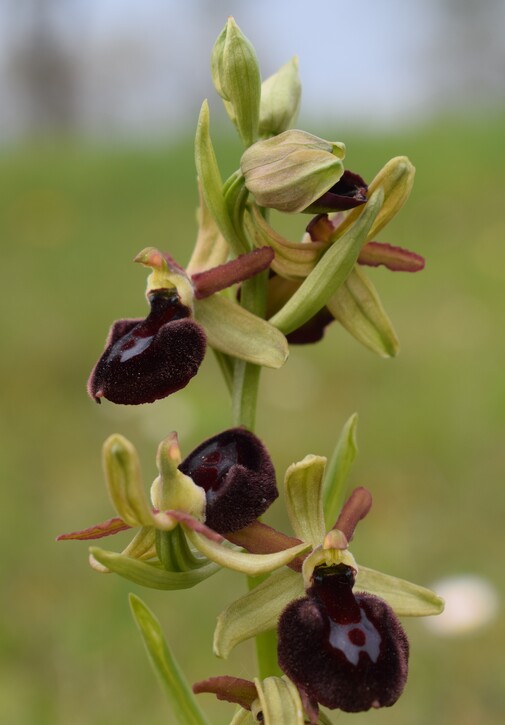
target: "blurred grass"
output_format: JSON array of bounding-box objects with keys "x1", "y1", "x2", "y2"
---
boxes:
[{"x1": 1, "y1": 114, "x2": 504, "y2": 724}]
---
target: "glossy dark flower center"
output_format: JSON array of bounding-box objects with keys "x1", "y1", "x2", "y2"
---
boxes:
[
  {"x1": 104, "y1": 289, "x2": 189, "y2": 365},
  {"x1": 181, "y1": 436, "x2": 250, "y2": 499}
]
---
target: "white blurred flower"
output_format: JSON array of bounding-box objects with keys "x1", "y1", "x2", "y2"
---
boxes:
[{"x1": 424, "y1": 575, "x2": 498, "y2": 636}]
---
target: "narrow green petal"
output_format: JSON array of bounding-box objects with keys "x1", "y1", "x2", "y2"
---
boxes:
[
  {"x1": 269, "y1": 188, "x2": 383, "y2": 335},
  {"x1": 327, "y1": 266, "x2": 400, "y2": 358},
  {"x1": 186, "y1": 528, "x2": 308, "y2": 575},
  {"x1": 195, "y1": 101, "x2": 247, "y2": 257},
  {"x1": 102, "y1": 434, "x2": 154, "y2": 527},
  {"x1": 195, "y1": 294, "x2": 289, "y2": 369},
  {"x1": 356, "y1": 565, "x2": 445, "y2": 616},
  {"x1": 129, "y1": 594, "x2": 211, "y2": 725},
  {"x1": 284, "y1": 455, "x2": 326, "y2": 547},
  {"x1": 89, "y1": 547, "x2": 220, "y2": 590},
  {"x1": 254, "y1": 677, "x2": 304, "y2": 725},
  {"x1": 214, "y1": 568, "x2": 304, "y2": 659}
]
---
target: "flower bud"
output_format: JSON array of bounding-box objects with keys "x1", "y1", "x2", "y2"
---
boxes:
[
  {"x1": 211, "y1": 17, "x2": 261, "y2": 146},
  {"x1": 259, "y1": 57, "x2": 301, "y2": 137},
  {"x1": 241, "y1": 130, "x2": 346, "y2": 213}
]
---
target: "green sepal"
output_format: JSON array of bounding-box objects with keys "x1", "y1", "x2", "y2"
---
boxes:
[
  {"x1": 254, "y1": 677, "x2": 304, "y2": 725},
  {"x1": 269, "y1": 188, "x2": 384, "y2": 334},
  {"x1": 284, "y1": 455, "x2": 326, "y2": 547},
  {"x1": 259, "y1": 57, "x2": 301, "y2": 137},
  {"x1": 211, "y1": 18, "x2": 261, "y2": 147},
  {"x1": 327, "y1": 265, "x2": 400, "y2": 358},
  {"x1": 185, "y1": 528, "x2": 309, "y2": 576},
  {"x1": 186, "y1": 178, "x2": 230, "y2": 276},
  {"x1": 129, "y1": 594, "x2": 211, "y2": 725},
  {"x1": 214, "y1": 568, "x2": 304, "y2": 659},
  {"x1": 323, "y1": 414, "x2": 358, "y2": 530},
  {"x1": 355, "y1": 565, "x2": 445, "y2": 616},
  {"x1": 89, "y1": 546, "x2": 220, "y2": 590},
  {"x1": 195, "y1": 101, "x2": 248, "y2": 256},
  {"x1": 102, "y1": 434, "x2": 157, "y2": 528},
  {"x1": 195, "y1": 294, "x2": 289, "y2": 369},
  {"x1": 331, "y1": 156, "x2": 415, "y2": 241}
]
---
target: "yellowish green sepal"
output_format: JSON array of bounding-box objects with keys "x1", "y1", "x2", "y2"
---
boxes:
[
  {"x1": 254, "y1": 677, "x2": 305, "y2": 725},
  {"x1": 327, "y1": 266, "x2": 400, "y2": 358},
  {"x1": 355, "y1": 565, "x2": 445, "y2": 617},
  {"x1": 90, "y1": 546, "x2": 220, "y2": 590},
  {"x1": 284, "y1": 455, "x2": 326, "y2": 547},
  {"x1": 194, "y1": 293, "x2": 289, "y2": 369},
  {"x1": 185, "y1": 528, "x2": 309, "y2": 576},
  {"x1": 214, "y1": 568, "x2": 304, "y2": 659}
]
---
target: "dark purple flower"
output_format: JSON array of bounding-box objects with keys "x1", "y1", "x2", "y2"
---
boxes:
[
  {"x1": 303, "y1": 170, "x2": 368, "y2": 214},
  {"x1": 278, "y1": 563, "x2": 409, "y2": 713},
  {"x1": 88, "y1": 288, "x2": 206, "y2": 405},
  {"x1": 179, "y1": 427, "x2": 278, "y2": 535}
]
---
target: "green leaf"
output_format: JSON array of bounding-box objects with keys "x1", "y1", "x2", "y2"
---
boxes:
[
  {"x1": 129, "y1": 594, "x2": 211, "y2": 725},
  {"x1": 195, "y1": 294, "x2": 289, "y2": 369},
  {"x1": 269, "y1": 188, "x2": 383, "y2": 334},
  {"x1": 214, "y1": 568, "x2": 304, "y2": 659},
  {"x1": 89, "y1": 547, "x2": 220, "y2": 590},
  {"x1": 195, "y1": 101, "x2": 247, "y2": 256},
  {"x1": 186, "y1": 528, "x2": 309, "y2": 575},
  {"x1": 284, "y1": 455, "x2": 326, "y2": 547},
  {"x1": 327, "y1": 266, "x2": 400, "y2": 358},
  {"x1": 323, "y1": 414, "x2": 359, "y2": 530},
  {"x1": 254, "y1": 677, "x2": 304, "y2": 725},
  {"x1": 355, "y1": 565, "x2": 445, "y2": 616}
]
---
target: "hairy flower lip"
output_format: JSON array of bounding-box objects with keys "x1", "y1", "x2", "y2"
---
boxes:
[
  {"x1": 87, "y1": 288, "x2": 207, "y2": 406},
  {"x1": 179, "y1": 427, "x2": 278, "y2": 535},
  {"x1": 303, "y1": 170, "x2": 368, "y2": 214}
]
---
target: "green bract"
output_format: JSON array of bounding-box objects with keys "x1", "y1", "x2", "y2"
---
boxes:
[
  {"x1": 211, "y1": 17, "x2": 261, "y2": 147},
  {"x1": 259, "y1": 57, "x2": 301, "y2": 137},
  {"x1": 241, "y1": 130, "x2": 346, "y2": 213}
]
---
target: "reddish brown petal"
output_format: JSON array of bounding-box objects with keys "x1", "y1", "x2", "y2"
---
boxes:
[
  {"x1": 191, "y1": 247, "x2": 274, "y2": 299},
  {"x1": 333, "y1": 487, "x2": 373, "y2": 542},
  {"x1": 56, "y1": 517, "x2": 131, "y2": 541},
  {"x1": 358, "y1": 241, "x2": 425, "y2": 272},
  {"x1": 193, "y1": 676, "x2": 257, "y2": 709},
  {"x1": 226, "y1": 520, "x2": 305, "y2": 571},
  {"x1": 165, "y1": 510, "x2": 223, "y2": 543}
]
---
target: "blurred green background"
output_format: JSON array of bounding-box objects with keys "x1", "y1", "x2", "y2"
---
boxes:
[{"x1": 1, "y1": 1, "x2": 505, "y2": 724}]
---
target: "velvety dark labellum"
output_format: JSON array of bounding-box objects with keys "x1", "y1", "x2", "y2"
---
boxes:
[
  {"x1": 88, "y1": 288, "x2": 206, "y2": 405},
  {"x1": 278, "y1": 564, "x2": 409, "y2": 713},
  {"x1": 179, "y1": 428, "x2": 277, "y2": 535},
  {"x1": 305, "y1": 170, "x2": 368, "y2": 214}
]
